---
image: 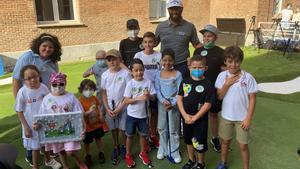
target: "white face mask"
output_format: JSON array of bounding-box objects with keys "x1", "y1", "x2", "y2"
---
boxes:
[
  {"x1": 128, "y1": 30, "x2": 139, "y2": 38},
  {"x1": 51, "y1": 86, "x2": 65, "y2": 95},
  {"x1": 82, "y1": 90, "x2": 94, "y2": 98}
]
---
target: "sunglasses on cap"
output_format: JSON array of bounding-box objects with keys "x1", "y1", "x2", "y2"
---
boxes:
[{"x1": 51, "y1": 83, "x2": 65, "y2": 87}]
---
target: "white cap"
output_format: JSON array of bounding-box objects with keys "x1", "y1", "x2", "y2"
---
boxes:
[
  {"x1": 199, "y1": 24, "x2": 218, "y2": 36},
  {"x1": 166, "y1": 0, "x2": 183, "y2": 8}
]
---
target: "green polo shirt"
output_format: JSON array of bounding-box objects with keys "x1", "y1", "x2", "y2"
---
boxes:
[{"x1": 155, "y1": 19, "x2": 200, "y2": 64}]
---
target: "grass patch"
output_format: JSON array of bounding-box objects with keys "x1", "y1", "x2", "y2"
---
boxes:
[
  {"x1": 0, "y1": 72, "x2": 12, "y2": 79},
  {"x1": 1, "y1": 48, "x2": 300, "y2": 169}
]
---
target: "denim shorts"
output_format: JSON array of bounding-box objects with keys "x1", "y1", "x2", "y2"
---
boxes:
[{"x1": 125, "y1": 115, "x2": 148, "y2": 137}]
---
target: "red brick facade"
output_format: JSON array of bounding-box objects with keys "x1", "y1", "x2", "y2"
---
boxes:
[{"x1": 0, "y1": 0, "x2": 298, "y2": 53}]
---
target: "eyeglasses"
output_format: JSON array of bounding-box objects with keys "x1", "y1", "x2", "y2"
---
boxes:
[
  {"x1": 51, "y1": 83, "x2": 65, "y2": 87},
  {"x1": 23, "y1": 75, "x2": 39, "y2": 81}
]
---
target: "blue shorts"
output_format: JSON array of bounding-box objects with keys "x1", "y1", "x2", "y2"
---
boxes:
[{"x1": 125, "y1": 115, "x2": 148, "y2": 137}]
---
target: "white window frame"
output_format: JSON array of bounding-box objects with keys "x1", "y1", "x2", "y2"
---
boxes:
[
  {"x1": 35, "y1": 0, "x2": 80, "y2": 26},
  {"x1": 149, "y1": 0, "x2": 169, "y2": 22}
]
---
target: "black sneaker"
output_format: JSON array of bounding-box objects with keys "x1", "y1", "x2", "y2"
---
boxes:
[
  {"x1": 192, "y1": 163, "x2": 206, "y2": 169},
  {"x1": 182, "y1": 160, "x2": 195, "y2": 169},
  {"x1": 85, "y1": 154, "x2": 93, "y2": 167},
  {"x1": 25, "y1": 156, "x2": 33, "y2": 167},
  {"x1": 98, "y1": 152, "x2": 105, "y2": 164},
  {"x1": 210, "y1": 137, "x2": 221, "y2": 152}
]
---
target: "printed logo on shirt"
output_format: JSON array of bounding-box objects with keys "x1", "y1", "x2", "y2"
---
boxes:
[
  {"x1": 50, "y1": 103, "x2": 72, "y2": 113},
  {"x1": 201, "y1": 50, "x2": 208, "y2": 56},
  {"x1": 183, "y1": 83, "x2": 192, "y2": 97},
  {"x1": 26, "y1": 94, "x2": 45, "y2": 104},
  {"x1": 117, "y1": 76, "x2": 124, "y2": 84},
  {"x1": 144, "y1": 64, "x2": 158, "y2": 70},
  {"x1": 177, "y1": 31, "x2": 186, "y2": 36},
  {"x1": 195, "y1": 85, "x2": 204, "y2": 93},
  {"x1": 131, "y1": 87, "x2": 143, "y2": 95}
]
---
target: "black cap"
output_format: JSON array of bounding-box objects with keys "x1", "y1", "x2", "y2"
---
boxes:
[{"x1": 127, "y1": 19, "x2": 139, "y2": 30}]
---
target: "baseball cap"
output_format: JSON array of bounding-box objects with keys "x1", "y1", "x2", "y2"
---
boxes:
[
  {"x1": 126, "y1": 19, "x2": 139, "y2": 29},
  {"x1": 166, "y1": 0, "x2": 183, "y2": 8},
  {"x1": 106, "y1": 49, "x2": 121, "y2": 58},
  {"x1": 199, "y1": 24, "x2": 218, "y2": 36},
  {"x1": 49, "y1": 72, "x2": 67, "y2": 84}
]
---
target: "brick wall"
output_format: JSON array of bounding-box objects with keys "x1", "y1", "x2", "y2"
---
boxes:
[{"x1": 0, "y1": 0, "x2": 298, "y2": 53}]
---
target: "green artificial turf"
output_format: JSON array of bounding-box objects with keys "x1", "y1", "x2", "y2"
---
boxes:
[{"x1": 1, "y1": 48, "x2": 300, "y2": 169}]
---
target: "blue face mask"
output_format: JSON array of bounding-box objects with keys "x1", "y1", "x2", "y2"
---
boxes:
[
  {"x1": 96, "y1": 60, "x2": 107, "y2": 68},
  {"x1": 191, "y1": 69, "x2": 205, "y2": 78}
]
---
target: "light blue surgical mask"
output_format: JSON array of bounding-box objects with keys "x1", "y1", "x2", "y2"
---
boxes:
[
  {"x1": 191, "y1": 69, "x2": 205, "y2": 78},
  {"x1": 96, "y1": 60, "x2": 107, "y2": 68}
]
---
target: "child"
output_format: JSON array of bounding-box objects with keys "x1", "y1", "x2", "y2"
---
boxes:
[
  {"x1": 134, "y1": 31, "x2": 161, "y2": 148},
  {"x1": 215, "y1": 46, "x2": 258, "y2": 169},
  {"x1": 39, "y1": 72, "x2": 88, "y2": 169},
  {"x1": 193, "y1": 24, "x2": 225, "y2": 152},
  {"x1": 83, "y1": 50, "x2": 108, "y2": 101},
  {"x1": 124, "y1": 58, "x2": 156, "y2": 168},
  {"x1": 78, "y1": 79, "x2": 105, "y2": 167},
  {"x1": 15, "y1": 65, "x2": 61, "y2": 169},
  {"x1": 154, "y1": 48, "x2": 182, "y2": 163},
  {"x1": 177, "y1": 55, "x2": 215, "y2": 169},
  {"x1": 119, "y1": 18, "x2": 143, "y2": 68},
  {"x1": 101, "y1": 49, "x2": 132, "y2": 165}
]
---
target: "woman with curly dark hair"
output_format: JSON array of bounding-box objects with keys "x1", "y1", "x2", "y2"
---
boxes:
[
  {"x1": 13, "y1": 33, "x2": 62, "y2": 97},
  {"x1": 12, "y1": 33, "x2": 62, "y2": 168}
]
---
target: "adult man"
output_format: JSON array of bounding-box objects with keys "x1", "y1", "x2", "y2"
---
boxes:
[{"x1": 155, "y1": 0, "x2": 202, "y2": 78}]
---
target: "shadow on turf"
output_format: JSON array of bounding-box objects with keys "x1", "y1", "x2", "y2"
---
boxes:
[{"x1": 0, "y1": 114, "x2": 21, "y2": 143}]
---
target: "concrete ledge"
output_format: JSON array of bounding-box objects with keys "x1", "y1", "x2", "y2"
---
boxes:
[{"x1": 0, "y1": 41, "x2": 120, "y2": 63}]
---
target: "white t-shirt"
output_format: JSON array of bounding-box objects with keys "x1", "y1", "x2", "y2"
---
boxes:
[
  {"x1": 215, "y1": 70, "x2": 258, "y2": 121},
  {"x1": 281, "y1": 8, "x2": 293, "y2": 21},
  {"x1": 15, "y1": 84, "x2": 49, "y2": 139},
  {"x1": 124, "y1": 79, "x2": 156, "y2": 118},
  {"x1": 39, "y1": 92, "x2": 83, "y2": 114},
  {"x1": 101, "y1": 68, "x2": 132, "y2": 109},
  {"x1": 134, "y1": 51, "x2": 161, "y2": 83}
]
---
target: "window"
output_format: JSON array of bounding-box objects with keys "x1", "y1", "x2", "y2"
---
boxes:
[
  {"x1": 273, "y1": 0, "x2": 283, "y2": 15},
  {"x1": 35, "y1": 0, "x2": 78, "y2": 24},
  {"x1": 149, "y1": 0, "x2": 168, "y2": 21}
]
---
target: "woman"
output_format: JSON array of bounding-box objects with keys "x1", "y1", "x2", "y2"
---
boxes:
[
  {"x1": 13, "y1": 33, "x2": 62, "y2": 98},
  {"x1": 12, "y1": 33, "x2": 62, "y2": 168}
]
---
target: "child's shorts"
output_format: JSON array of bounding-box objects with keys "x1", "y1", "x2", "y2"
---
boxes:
[
  {"x1": 219, "y1": 117, "x2": 250, "y2": 144},
  {"x1": 183, "y1": 119, "x2": 208, "y2": 153},
  {"x1": 45, "y1": 141, "x2": 81, "y2": 154},
  {"x1": 125, "y1": 115, "x2": 148, "y2": 137},
  {"x1": 106, "y1": 109, "x2": 127, "y2": 131},
  {"x1": 23, "y1": 137, "x2": 41, "y2": 150},
  {"x1": 83, "y1": 127, "x2": 105, "y2": 144}
]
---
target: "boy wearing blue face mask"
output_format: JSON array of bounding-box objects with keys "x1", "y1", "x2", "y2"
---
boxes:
[
  {"x1": 193, "y1": 24, "x2": 225, "y2": 153},
  {"x1": 83, "y1": 50, "x2": 108, "y2": 101},
  {"x1": 177, "y1": 55, "x2": 215, "y2": 169}
]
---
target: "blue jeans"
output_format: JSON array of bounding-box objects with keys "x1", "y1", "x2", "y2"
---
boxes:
[{"x1": 157, "y1": 102, "x2": 180, "y2": 158}]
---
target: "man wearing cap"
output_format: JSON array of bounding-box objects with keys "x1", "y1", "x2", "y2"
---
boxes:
[
  {"x1": 119, "y1": 19, "x2": 143, "y2": 68},
  {"x1": 194, "y1": 24, "x2": 225, "y2": 153},
  {"x1": 155, "y1": 0, "x2": 201, "y2": 78}
]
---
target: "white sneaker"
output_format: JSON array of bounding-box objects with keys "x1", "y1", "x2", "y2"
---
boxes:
[
  {"x1": 45, "y1": 159, "x2": 62, "y2": 169},
  {"x1": 157, "y1": 153, "x2": 164, "y2": 160},
  {"x1": 174, "y1": 156, "x2": 182, "y2": 164}
]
